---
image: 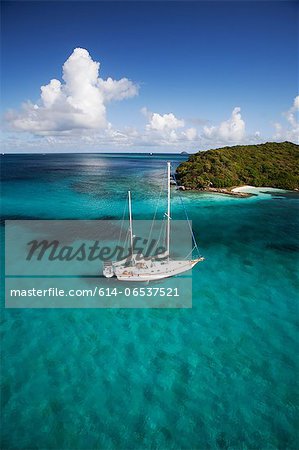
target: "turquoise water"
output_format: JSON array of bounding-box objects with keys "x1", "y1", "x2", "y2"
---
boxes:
[{"x1": 1, "y1": 154, "x2": 299, "y2": 449}]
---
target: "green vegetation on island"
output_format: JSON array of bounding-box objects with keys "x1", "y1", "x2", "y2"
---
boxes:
[{"x1": 176, "y1": 141, "x2": 299, "y2": 190}]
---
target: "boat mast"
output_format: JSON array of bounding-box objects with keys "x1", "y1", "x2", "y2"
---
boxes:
[
  {"x1": 128, "y1": 190, "x2": 134, "y2": 262},
  {"x1": 166, "y1": 162, "x2": 171, "y2": 260}
]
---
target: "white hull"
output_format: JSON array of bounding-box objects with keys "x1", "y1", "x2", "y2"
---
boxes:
[{"x1": 115, "y1": 258, "x2": 204, "y2": 282}]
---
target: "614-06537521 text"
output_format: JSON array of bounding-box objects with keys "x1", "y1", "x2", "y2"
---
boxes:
[{"x1": 9, "y1": 287, "x2": 180, "y2": 298}]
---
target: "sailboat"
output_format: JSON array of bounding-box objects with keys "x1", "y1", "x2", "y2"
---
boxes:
[{"x1": 103, "y1": 162, "x2": 204, "y2": 281}]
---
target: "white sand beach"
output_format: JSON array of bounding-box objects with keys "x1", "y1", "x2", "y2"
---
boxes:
[
  {"x1": 232, "y1": 185, "x2": 287, "y2": 194},
  {"x1": 231, "y1": 185, "x2": 257, "y2": 193}
]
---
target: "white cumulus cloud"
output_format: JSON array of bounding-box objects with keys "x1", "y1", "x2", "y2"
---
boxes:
[
  {"x1": 274, "y1": 95, "x2": 299, "y2": 143},
  {"x1": 6, "y1": 48, "x2": 138, "y2": 135},
  {"x1": 146, "y1": 112, "x2": 185, "y2": 131},
  {"x1": 203, "y1": 107, "x2": 245, "y2": 143},
  {"x1": 98, "y1": 77, "x2": 138, "y2": 102},
  {"x1": 183, "y1": 127, "x2": 198, "y2": 141},
  {"x1": 138, "y1": 109, "x2": 194, "y2": 146}
]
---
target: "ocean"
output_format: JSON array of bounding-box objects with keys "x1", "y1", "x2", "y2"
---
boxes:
[{"x1": 1, "y1": 153, "x2": 298, "y2": 449}]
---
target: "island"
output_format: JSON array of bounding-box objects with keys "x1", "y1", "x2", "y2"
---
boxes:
[{"x1": 176, "y1": 141, "x2": 299, "y2": 195}]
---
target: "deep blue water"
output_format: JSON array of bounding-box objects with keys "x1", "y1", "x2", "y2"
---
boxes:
[{"x1": 1, "y1": 153, "x2": 299, "y2": 449}]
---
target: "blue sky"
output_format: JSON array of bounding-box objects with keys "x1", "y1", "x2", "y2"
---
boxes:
[{"x1": 1, "y1": 1, "x2": 298, "y2": 152}]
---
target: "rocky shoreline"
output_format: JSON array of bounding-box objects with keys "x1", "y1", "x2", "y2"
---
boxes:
[{"x1": 203, "y1": 187, "x2": 255, "y2": 197}]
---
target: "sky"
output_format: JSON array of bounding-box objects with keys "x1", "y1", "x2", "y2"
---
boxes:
[{"x1": 1, "y1": 0, "x2": 298, "y2": 153}]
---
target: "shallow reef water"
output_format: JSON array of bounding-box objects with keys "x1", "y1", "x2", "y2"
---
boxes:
[{"x1": 1, "y1": 153, "x2": 298, "y2": 449}]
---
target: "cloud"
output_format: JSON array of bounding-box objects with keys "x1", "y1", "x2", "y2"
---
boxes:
[
  {"x1": 98, "y1": 77, "x2": 138, "y2": 102},
  {"x1": 2, "y1": 107, "x2": 201, "y2": 152},
  {"x1": 146, "y1": 111, "x2": 185, "y2": 131},
  {"x1": 137, "y1": 109, "x2": 196, "y2": 145},
  {"x1": 143, "y1": 110, "x2": 200, "y2": 145},
  {"x1": 6, "y1": 48, "x2": 138, "y2": 135},
  {"x1": 274, "y1": 95, "x2": 299, "y2": 143},
  {"x1": 203, "y1": 107, "x2": 245, "y2": 143},
  {"x1": 183, "y1": 127, "x2": 198, "y2": 141}
]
